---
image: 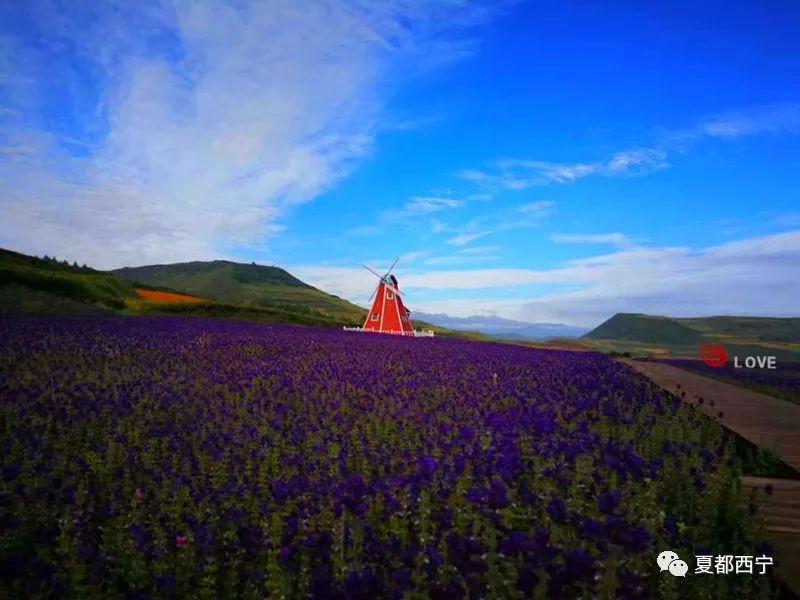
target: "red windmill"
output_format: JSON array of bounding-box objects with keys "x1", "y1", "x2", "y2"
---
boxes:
[
  {"x1": 343, "y1": 258, "x2": 432, "y2": 337},
  {"x1": 362, "y1": 258, "x2": 414, "y2": 335}
]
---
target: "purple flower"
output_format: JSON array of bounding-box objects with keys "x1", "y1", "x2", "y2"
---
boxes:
[
  {"x1": 418, "y1": 456, "x2": 438, "y2": 479},
  {"x1": 340, "y1": 475, "x2": 369, "y2": 515},
  {"x1": 597, "y1": 489, "x2": 621, "y2": 514},
  {"x1": 547, "y1": 497, "x2": 568, "y2": 523},
  {"x1": 487, "y1": 478, "x2": 510, "y2": 509},
  {"x1": 0, "y1": 316, "x2": 755, "y2": 597}
]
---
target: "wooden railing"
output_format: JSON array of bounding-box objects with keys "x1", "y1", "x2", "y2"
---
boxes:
[{"x1": 343, "y1": 327, "x2": 434, "y2": 338}]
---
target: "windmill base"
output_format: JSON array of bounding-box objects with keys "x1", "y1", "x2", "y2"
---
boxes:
[{"x1": 342, "y1": 327, "x2": 434, "y2": 338}]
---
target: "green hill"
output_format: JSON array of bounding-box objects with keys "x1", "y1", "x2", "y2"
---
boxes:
[
  {"x1": 1, "y1": 248, "x2": 468, "y2": 335},
  {"x1": 583, "y1": 312, "x2": 800, "y2": 361},
  {"x1": 0, "y1": 249, "x2": 365, "y2": 328},
  {"x1": 583, "y1": 313, "x2": 705, "y2": 344},
  {"x1": 676, "y1": 316, "x2": 800, "y2": 343},
  {"x1": 112, "y1": 260, "x2": 366, "y2": 322},
  {"x1": 0, "y1": 248, "x2": 135, "y2": 313}
]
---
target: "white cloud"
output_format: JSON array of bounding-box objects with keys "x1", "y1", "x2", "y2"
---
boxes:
[
  {"x1": 293, "y1": 230, "x2": 800, "y2": 327},
  {"x1": 606, "y1": 149, "x2": 668, "y2": 174},
  {"x1": 423, "y1": 254, "x2": 499, "y2": 266},
  {"x1": 466, "y1": 192, "x2": 493, "y2": 201},
  {"x1": 346, "y1": 193, "x2": 468, "y2": 237},
  {"x1": 465, "y1": 148, "x2": 668, "y2": 191},
  {"x1": 441, "y1": 200, "x2": 555, "y2": 247},
  {"x1": 447, "y1": 230, "x2": 492, "y2": 246},
  {"x1": 498, "y1": 160, "x2": 596, "y2": 184},
  {"x1": 405, "y1": 196, "x2": 461, "y2": 214},
  {"x1": 649, "y1": 103, "x2": 800, "y2": 153},
  {"x1": 550, "y1": 232, "x2": 637, "y2": 249},
  {"x1": 399, "y1": 250, "x2": 430, "y2": 263},
  {"x1": 428, "y1": 219, "x2": 451, "y2": 234},
  {"x1": 387, "y1": 196, "x2": 463, "y2": 221},
  {"x1": 460, "y1": 103, "x2": 800, "y2": 196},
  {"x1": 346, "y1": 224, "x2": 382, "y2": 236},
  {"x1": 457, "y1": 245, "x2": 502, "y2": 255},
  {"x1": 0, "y1": 1, "x2": 497, "y2": 268},
  {"x1": 0, "y1": 145, "x2": 37, "y2": 158},
  {"x1": 695, "y1": 104, "x2": 800, "y2": 140},
  {"x1": 518, "y1": 200, "x2": 556, "y2": 217}
]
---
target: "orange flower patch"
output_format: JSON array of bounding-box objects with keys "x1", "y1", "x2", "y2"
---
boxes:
[{"x1": 134, "y1": 289, "x2": 203, "y2": 304}]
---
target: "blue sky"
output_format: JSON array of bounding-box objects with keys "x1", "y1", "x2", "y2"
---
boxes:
[{"x1": 1, "y1": 1, "x2": 799, "y2": 326}]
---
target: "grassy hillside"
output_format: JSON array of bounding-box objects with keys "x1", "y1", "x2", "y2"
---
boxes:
[
  {"x1": 1, "y1": 249, "x2": 455, "y2": 333},
  {"x1": 583, "y1": 312, "x2": 800, "y2": 361},
  {"x1": 583, "y1": 313, "x2": 705, "y2": 344},
  {"x1": 112, "y1": 261, "x2": 366, "y2": 322},
  {"x1": 0, "y1": 248, "x2": 135, "y2": 313},
  {"x1": 677, "y1": 316, "x2": 800, "y2": 343},
  {"x1": 0, "y1": 249, "x2": 365, "y2": 327}
]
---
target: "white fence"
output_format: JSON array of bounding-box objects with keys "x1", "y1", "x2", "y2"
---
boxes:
[{"x1": 343, "y1": 327, "x2": 434, "y2": 338}]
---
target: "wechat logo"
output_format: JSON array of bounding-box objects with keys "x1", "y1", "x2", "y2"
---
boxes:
[{"x1": 658, "y1": 550, "x2": 688, "y2": 577}]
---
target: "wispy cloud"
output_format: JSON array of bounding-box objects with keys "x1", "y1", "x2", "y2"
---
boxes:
[
  {"x1": 550, "y1": 232, "x2": 639, "y2": 249},
  {"x1": 444, "y1": 225, "x2": 497, "y2": 248},
  {"x1": 423, "y1": 244, "x2": 501, "y2": 266},
  {"x1": 0, "y1": 145, "x2": 37, "y2": 158},
  {"x1": 409, "y1": 196, "x2": 461, "y2": 212},
  {"x1": 671, "y1": 103, "x2": 800, "y2": 143},
  {"x1": 0, "y1": 1, "x2": 499, "y2": 268},
  {"x1": 447, "y1": 230, "x2": 492, "y2": 247},
  {"x1": 462, "y1": 148, "x2": 668, "y2": 191},
  {"x1": 459, "y1": 103, "x2": 800, "y2": 195},
  {"x1": 517, "y1": 200, "x2": 557, "y2": 217},
  {"x1": 346, "y1": 224, "x2": 382, "y2": 236},
  {"x1": 493, "y1": 161, "x2": 596, "y2": 184},
  {"x1": 399, "y1": 250, "x2": 430, "y2": 263},
  {"x1": 423, "y1": 254, "x2": 499, "y2": 266},
  {"x1": 394, "y1": 196, "x2": 462, "y2": 217},
  {"x1": 457, "y1": 245, "x2": 501, "y2": 255},
  {"x1": 444, "y1": 199, "x2": 556, "y2": 246},
  {"x1": 294, "y1": 230, "x2": 800, "y2": 327},
  {"x1": 345, "y1": 194, "x2": 465, "y2": 238}
]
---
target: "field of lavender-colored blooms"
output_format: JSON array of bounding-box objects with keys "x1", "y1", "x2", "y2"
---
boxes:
[{"x1": 0, "y1": 317, "x2": 776, "y2": 598}]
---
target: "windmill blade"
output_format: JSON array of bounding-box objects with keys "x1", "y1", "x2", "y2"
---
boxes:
[
  {"x1": 384, "y1": 282, "x2": 404, "y2": 297},
  {"x1": 367, "y1": 282, "x2": 381, "y2": 303},
  {"x1": 384, "y1": 256, "x2": 400, "y2": 277},
  {"x1": 363, "y1": 264, "x2": 383, "y2": 279}
]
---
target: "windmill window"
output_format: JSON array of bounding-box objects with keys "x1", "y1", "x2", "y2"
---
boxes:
[
  {"x1": 401, "y1": 316, "x2": 408, "y2": 322},
  {"x1": 386, "y1": 291, "x2": 394, "y2": 299},
  {"x1": 371, "y1": 313, "x2": 380, "y2": 321}
]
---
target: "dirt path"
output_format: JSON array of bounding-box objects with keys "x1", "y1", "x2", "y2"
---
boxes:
[{"x1": 621, "y1": 359, "x2": 800, "y2": 471}]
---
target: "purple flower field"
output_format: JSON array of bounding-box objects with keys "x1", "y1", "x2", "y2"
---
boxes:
[
  {"x1": 655, "y1": 358, "x2": 800, "y2": 405},
  {"x1": 0, "y1": 317, "x2": 773, "y2": 598}
]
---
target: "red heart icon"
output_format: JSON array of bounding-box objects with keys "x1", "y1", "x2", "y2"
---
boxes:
[{"x1": 700, "y1": 344, "x2": 728, "y2": 368}]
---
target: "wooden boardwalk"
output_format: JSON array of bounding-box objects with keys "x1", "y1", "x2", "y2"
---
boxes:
[
  {"x1": 622, "y1": 360, "x2": 800, "y2": 596},
  {"x1": 741, "y1": 477, "x2": 800, "y2": 596},
  {"x1": 622, "y1": 360, "x2": 800, "y2": 471}
]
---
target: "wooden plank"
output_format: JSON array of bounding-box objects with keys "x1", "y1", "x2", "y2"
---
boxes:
[
  {"x1": 621, "y1": 360, "x2": 800, "y2": 472},
  {"x1": 620, "y1": 361, "x2": 800, "y2": 596}
]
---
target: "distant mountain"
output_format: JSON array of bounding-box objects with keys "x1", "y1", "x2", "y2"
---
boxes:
[
  {"x1": 677, "y1": 316, "x2": 800, "y2": 343},
  {"x1": 584, "y1": 312, "x2": 800, "y2": 344},
  {"x1": 413, "y1": 311, "x2": 588, "y2": 340},
  {"x1": 112, "y1": 260, "x2": 366, "y2": 322},
  {"x1": 583, "y1": 313, "x2": 705, "y2": 344},
  {"x1": 583, "y1": 312, "x2": 800, "y2": 361}
]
